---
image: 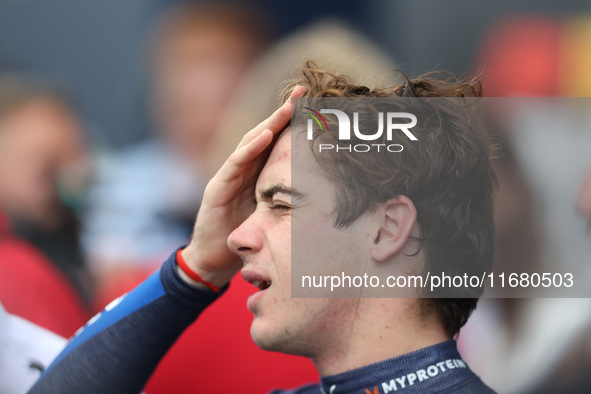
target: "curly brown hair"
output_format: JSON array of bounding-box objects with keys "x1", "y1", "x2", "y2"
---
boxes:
[{"x1": 283, "y1": 61, "x2": 497, "y2": 338}]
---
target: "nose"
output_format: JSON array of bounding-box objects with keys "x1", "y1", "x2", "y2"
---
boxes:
[{"x1": 227, "y1": 212, "x2": 264, "y2": 258}]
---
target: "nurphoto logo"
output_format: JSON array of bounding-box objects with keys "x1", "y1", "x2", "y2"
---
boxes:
[{"x1": 303, "y1": 108, "x2": 417, "y2": 153}]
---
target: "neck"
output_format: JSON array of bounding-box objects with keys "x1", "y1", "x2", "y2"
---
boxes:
[{"x1": 311, "y1": 298, "x2": 450, "y2": 377}]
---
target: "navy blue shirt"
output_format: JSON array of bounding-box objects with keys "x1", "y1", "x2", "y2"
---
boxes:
[
  {"x1": 276, "y1": 340, "x2": 495, "y2": 393},
  {"x1": 29, "y1": 249, "x2": 495, "y2": 394}
]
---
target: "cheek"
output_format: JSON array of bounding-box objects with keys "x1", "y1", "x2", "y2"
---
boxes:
[
  {"x1": 293, "y1": 211, "x2": 357, "y2": 268},
  {"x1": 269, "y1": 222, "x2": 292, "y2": 286},
  {"x1": 292, "y1": 209, "x2": 333, "y2": 251}
]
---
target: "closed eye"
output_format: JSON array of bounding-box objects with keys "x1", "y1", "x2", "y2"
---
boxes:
[{"x1": 270, "y1": 204, "x2": 290, "y2": 210}]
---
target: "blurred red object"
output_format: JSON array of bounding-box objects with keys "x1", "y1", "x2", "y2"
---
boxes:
[
  {"x1": 474, "y1": 16, "x2": 562, "y2": 97},
  {"x1": 0, "y1": 211, "x2": 88, "y2": 338}
]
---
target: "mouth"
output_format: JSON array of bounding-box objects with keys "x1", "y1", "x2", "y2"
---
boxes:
[
  {"x1": 242, "y1": 271, "x2": 272, "y2": 312},
  {"x1": 251, "y1": 280, "x2": 271, "y2": 291},
  {"x1": 241, "y1": 270, "x2": 272, "y2": 292}
]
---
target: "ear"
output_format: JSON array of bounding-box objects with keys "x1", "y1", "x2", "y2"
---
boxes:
[{"x1": 370, "y1": 195, "x2": 417, "y2": 262}]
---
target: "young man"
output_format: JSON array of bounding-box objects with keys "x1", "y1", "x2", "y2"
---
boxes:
[{"x1": 29, "y1": 63, "x2": 497, "y2": 393}]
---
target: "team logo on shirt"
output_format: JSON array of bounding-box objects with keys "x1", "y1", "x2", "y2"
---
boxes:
[
  {"x1": 363, "y1": 358, "x2": 467, "y2": 393},
  {"x1": 365, "y1": 386, "x2": 379, "y2": 394}
]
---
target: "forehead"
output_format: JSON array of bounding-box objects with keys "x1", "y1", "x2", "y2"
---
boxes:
[
  {"x1": 256, "y1": 127, "x2": 340, "y2": 216},
  {"x1": 257, "y1": 129, "x2": 292, "y2": 189},
  {"x1": 257, "y1": 126, "x2": 323, "y2": 190}
]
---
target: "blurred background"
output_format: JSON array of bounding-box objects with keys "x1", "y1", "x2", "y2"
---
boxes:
[{"x1": 0, "y1": 0, "x2": 591, "y2": 393}]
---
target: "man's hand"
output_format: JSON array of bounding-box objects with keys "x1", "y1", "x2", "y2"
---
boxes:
[{"x1": 180, "y1": 86, "x2": 305, "y2": 289}]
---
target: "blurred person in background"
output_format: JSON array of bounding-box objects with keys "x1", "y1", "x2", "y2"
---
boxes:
[
  {"x1": 458, "y1": 16, "x2": 591, "y2": 393},
  {"x1": 83, "y1": 2, "x2": 270, "y2": 309},
  {"x1": 0, "y1": 74, "x2": 90, "y2": 337},
  {"x1": 528, "y1": 153, "x2": 591, "y2": 394},
  {"x1": 577, "y1": 167, "x2": 591, "y2": 239},
  {"x1": 458, "y1": 132, "x2": 549, "y2": 392}
]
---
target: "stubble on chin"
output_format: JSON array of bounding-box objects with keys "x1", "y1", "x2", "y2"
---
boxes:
[{"x1": 250, "y1": 298, "x2": 359, "y2": 359}]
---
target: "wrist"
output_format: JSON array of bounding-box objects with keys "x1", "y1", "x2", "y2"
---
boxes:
[{"x1": 178, "y1": 246, "x2": 234, "y2": 290}]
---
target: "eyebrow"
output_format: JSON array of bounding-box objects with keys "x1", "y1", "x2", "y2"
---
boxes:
[{"x1": 257, "y1": 184, "x2": 303, "y2": 201}]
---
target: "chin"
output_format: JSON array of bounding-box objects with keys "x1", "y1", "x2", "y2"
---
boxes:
[
  {"x1": 250, "y1": 319, "x2": 311, "y2": 357},
  {"x1": 250, "y1": 318, "x2": 279, "y2": 351}
]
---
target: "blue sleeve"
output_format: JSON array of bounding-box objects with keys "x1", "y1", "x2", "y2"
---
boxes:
[{"x1": 28, "y1": 248, "x2": 226, "y2": 394}]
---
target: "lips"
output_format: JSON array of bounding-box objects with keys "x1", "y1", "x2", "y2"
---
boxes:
[
  {"x1": 242, "y1": 270, "x2": 272, "y2": 291},
  {"x1": 242, "y1": 269, "x2": 272, "y2": 312}
]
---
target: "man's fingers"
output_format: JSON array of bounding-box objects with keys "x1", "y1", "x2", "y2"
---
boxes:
[
  {"x1": 259, "y1": 85, "x2": 307, "y2": 134},
  {"x1": 237, "y1": 103, "x2": 290, "y2": 150},
  {"x1": 287, "y1": 85, "x2": 306, "y2": 103},
  {"x1": 224, "y1": 129, "x2": 272, "y2": 175},
  {"x1": 237, "y1": 85, "x2": 307, "y2": 150}
]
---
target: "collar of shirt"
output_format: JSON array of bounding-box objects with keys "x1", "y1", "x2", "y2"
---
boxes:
[{"x1": 319, "y1": 340, "x2": 477, "y2": 394}]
